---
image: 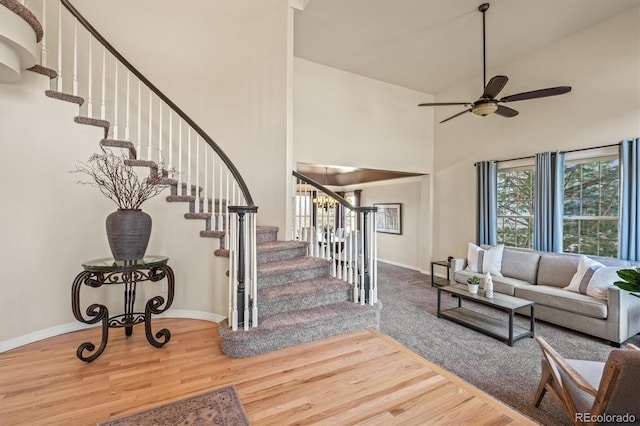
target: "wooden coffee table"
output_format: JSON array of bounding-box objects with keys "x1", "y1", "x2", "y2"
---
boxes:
[{"x1": 437, "y1": 284, "x2": 535, "y2": 346}]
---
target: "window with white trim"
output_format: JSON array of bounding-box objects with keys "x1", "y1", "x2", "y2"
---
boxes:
[
  {"x1": 497, "y1": 166, "x2": 535, "y2": 249},
  {"x1": 563, "y1": 155, "x2": 619, "y2": 257}
]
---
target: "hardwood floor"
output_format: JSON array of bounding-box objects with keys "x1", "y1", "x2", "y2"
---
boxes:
[{"x1": 0, "y1": 319, "x2": 536, "y2": 425}]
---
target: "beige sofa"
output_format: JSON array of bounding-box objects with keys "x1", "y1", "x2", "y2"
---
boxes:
[{"x1": 452, "y1": 247, "x2": 640, "y2": 346}]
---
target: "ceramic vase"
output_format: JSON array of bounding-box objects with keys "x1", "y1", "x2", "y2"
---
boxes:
[
  {"x1": 484, "y1": 272, "x2": 494, "y2": 298},
  {"x1": 105, "y1": 209, "x2": 152, "y2": 261}
]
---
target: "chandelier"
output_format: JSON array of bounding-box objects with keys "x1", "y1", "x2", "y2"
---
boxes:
[{"x1": 313, "y1": 167, "x2": 336, "y2": 209}]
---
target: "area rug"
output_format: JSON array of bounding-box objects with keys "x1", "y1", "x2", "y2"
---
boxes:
[{"x1": 98, "y1": 385, "x2": 250, "y2": 426}]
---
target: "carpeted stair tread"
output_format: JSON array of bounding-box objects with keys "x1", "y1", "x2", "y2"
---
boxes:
[
  {"x1": 217, "y1": 301, "x2": 381, "y2": 357},
  {"x1": 200, "y1": 230, "x2": 225, "y2": 238},
  {"x1": 167, "y1": 195, "x2": 196, "y2": 203},
  {"x1": 45, "y1": 90, "x2": 84, "y2": 106},
  {"x1": 125, "y1": 159, "x2": 158, "y2": 169},
  {"x1": 28, "y1": 65, "x2": 57, "y2": 79},
  {"x1": 185, "y1": 212, "x2": 212, "y2": 220},
  {"x1": 256, "y1": 240, "x2": 309, "y2": 264},
  {"x1": 259, "y1": 277, "x2": 350, "y2": 302},
  {"x1": 256, "y1": 226, "x2": 279, "y2": 243},
  {"x1": 258, "y1": 256, "x2": 329, "y2": 277},
  {"x1": 2, "y1": 0, "x2": 43, "y2": 42},
  {"x1": 100, "y1": 139, "x2": 137, "y2": 159},
  {"x1": 74, "y1": 116, "x2": 109, "y2": 138}
]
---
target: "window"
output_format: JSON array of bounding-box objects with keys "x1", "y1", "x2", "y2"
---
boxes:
[
  {"x1": 497, "y1": 167, "x2": 535, "y2": 249},
  {"x1": 344, "y1": 194, "x2": 357, "y2": 233},
  {"x1": 563, "y1": 156, "x2": 619, "y2": 257}
]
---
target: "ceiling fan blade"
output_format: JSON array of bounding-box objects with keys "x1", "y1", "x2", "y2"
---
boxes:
[
  {"x1": 440, "y1": 109, "x2": 472, "y2": 124},
  {"x1": 500, "y1": 86, "x2": 572, "y2": 103},
  {"x1": 418, "y1": 102, "x2": 471, "y2": 107},
  {"x1": 495, "y1": 105, "x2": 519, "y2": 118},
  {"x1": 482, "y1": 75, "x2": 508, "y2": 99}
]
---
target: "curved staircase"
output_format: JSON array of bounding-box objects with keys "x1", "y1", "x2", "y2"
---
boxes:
[{"x1": 11, "y1": 0, "x2": 380, "y2": 358}]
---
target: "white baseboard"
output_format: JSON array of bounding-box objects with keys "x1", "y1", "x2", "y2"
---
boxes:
[
  {"x1": 0, "y1": 310, "x2": 225, "y2": 353},
  {"x1": 377, "y1": 259, "x2": 423, "y2": 272}
]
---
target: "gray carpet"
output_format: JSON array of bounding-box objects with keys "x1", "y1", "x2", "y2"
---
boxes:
[{"x1": 376, "y1": 262, "x2": 640, "y2": 426}]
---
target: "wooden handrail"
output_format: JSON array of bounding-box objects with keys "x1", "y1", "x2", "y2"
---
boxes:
[
  {"x1": 292, "y1": 171, "x2": 377, "y2": 213},
  {"x1": 61, "y1": 0, "x2": 254, "y2": 206}
]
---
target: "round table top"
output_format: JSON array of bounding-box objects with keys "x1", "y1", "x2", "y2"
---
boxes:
[{"x1": 82, "y1": 255, "x2": 168, "y2": 271}]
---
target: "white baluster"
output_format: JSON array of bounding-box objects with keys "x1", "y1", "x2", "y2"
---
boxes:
[
  {"x1": 195, "y1": 135, "x2": 200, "y2": 213},
  {"x1": 204, "y1": 147, "x2": 208, "y2": 216},
  {"x1": 372, "y1": 213, "x2": 378, "y2": 304},
  {"x1": 87, "y1": 36, "x2": 92, "y2": 118},
  {"x1": 168, "y1": 111, "x2": 172, "y2": 173},
  {"x1": 187, "y1": 129, "x2": 192, "y2": 198},
  {"x1": 211, "y1": 153, "x2": 216, "y2": 217},
  {"x1": 360, "y1": 224, "x2": 365, "y2": 305},
  {"x1": 56, "y1": 1, "x2": 62, "y2": 92},
  {"x1": 136, "y1": 81, "x2": 141, "y2": 156},
  {"x1": 147, "y1": 91, "x2": 152, "y2": 160},
  {"x1": 100, "y1": 46, "x2": 106, "y2": 120},
  {"x1": 158, "y1": 102, "x2": 162, "y2": 165},
  {"x1": 72, "y1": 18, "x2": 77, "y2": 96},
  {"x1": 113, "y1": 61, "x2": 118, "y2": 139},
  {"x1": 40, "y1": 1, "x2": 46, "y2": 67},
  {"x1": 251, "y1": 214, "x2": 258, "y2": 327},
  {"x1": 125, "y1": 71, "x2": 130, "y2": 140},
  {"x1": 218, "y1": 164, "x2": 223, "y2": 231},
  {"x1": 177, "y1": 119, "x2": 183, "y2": 194}
]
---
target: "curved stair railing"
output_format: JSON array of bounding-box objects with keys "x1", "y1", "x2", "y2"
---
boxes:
[
  {"x1": 292, "y1": 171, "x2": 378, "y2": 305},
  {"x1": 21, "y1": 0, "x2": 257, "y2": 330}
]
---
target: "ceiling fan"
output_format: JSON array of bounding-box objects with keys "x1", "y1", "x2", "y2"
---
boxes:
[{"x1": 419, "y1": 3, "x2": 571, "y2": 124}]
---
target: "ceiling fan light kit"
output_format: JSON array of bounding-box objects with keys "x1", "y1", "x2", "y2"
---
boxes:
[{"x1": 419, "y1": 2, "x2": 571, "y2": 124}]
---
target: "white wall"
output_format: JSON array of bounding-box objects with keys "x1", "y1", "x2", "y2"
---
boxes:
[
  {"x1": 0, "y1": 0, "x2": 289, "y2": 348},
  {"x1": 294, "y1": 58, "x2": 434, "y2": 270},
  {"x1": 433, "y1": 7, "x2": 640, "y2": 261},
  {"x1": 358, "y1": 177, "x2": 427, "y2": 270},
  {"x1": 72, "y1": 0, "x2": 289, "y2": 232}
]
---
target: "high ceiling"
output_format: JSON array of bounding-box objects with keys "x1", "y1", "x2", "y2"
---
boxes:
[{"x1": 294, "y1": 0, "x2": 640, "y2": 95}]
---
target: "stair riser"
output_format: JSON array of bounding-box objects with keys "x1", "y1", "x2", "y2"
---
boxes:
[
  {"x1": 219, "y1": 309, "x2": 379, "y2": 358},
  {"x1": 258, "y1": 264, "x2": 329, "y2": 288},
  {"x1": 257, "y1": 246, "x2": 308, "y2": 265},
  {"x1": 257, "y1": 230, "x2": 278, "y2": 244},
  {"x1": 259, "y1": 289, "x2": 351, "y2": 317}
]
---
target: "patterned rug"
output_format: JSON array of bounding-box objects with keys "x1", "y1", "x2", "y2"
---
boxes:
[{"x1": 98, "y1": 385, "x2": 250, "y2": 426}]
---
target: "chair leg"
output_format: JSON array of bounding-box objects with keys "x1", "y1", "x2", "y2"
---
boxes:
[{"x1": 533, "y1": 364, "x2": 552, "y2": 407}]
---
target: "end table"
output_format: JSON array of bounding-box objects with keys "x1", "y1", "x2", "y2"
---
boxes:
[
  {"x1": 431, "y1": 260, "x2": 450, "y2": 287},
  {"x1": 71, "y1": 255, "x2": 174, "y2": 362}
]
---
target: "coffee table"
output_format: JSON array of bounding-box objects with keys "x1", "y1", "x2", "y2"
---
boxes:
[{"x1": 437, "y1": 284, "x2": 535, "y2": 346}]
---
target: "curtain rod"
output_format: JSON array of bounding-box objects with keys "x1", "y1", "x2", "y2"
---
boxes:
[{"x1": 494, "y1": 142, "x2": 621, "y2": 164}]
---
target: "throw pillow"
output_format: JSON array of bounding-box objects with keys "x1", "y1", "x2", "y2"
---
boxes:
[
  {"x1": 465, "y1": 242, "x2": 504, "y2": 276},
  {"x1": 564, "y1": 255, "x2": 619, "y2": 300}
]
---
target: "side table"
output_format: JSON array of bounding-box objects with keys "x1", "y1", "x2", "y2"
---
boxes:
[
  {"x1": 71, "y1": 255, "x2": 175, "y2": 362},
  {"x1": 431, "y1": 260, "x2": 450, "y2": 287}
]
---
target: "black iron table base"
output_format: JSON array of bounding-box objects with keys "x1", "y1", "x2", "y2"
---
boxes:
[{"x1": 71, "y1": 256, "x2": 174, "y2": 362}]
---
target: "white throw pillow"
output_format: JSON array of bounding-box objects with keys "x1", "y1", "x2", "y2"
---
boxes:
[
  {"x1": 465, "y1": 242, "x2": 504, "y2": 277},
  {"x1": 564, "y1": 255, "x2": 618, "y2": 300}
]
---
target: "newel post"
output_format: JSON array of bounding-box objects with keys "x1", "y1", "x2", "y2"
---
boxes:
[
  {"x1": 228, "y1": 205, "x2": 258, "y2": 330},
  {"x1": 360, "y1": 206, "x2": 378, "y2": 304}
]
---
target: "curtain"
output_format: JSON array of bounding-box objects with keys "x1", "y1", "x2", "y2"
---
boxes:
[
  {"x1": 533, "y1": 152, "x2": 564, "y2": 252},
  {"x1": 620, "y1": 139, "x2": 640, "y2": 261},
  {"x1": 476, "y1": 161, "x2": 497, "y2": 245}
]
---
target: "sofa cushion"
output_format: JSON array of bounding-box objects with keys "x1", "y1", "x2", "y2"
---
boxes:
[
  {"x1": 466, "y1": 243, "x2": 504, "y2": 276},
  {"x1": 537, "y1": 253, "x2": 580, "y2": 288},
  {"x1": 514, "y1": 285, "x2": 608, "y2": 319},
  {"x1": 564, "y1": 255, "x2": 623, "y2": 300},
  {"x1": 501, "y1": 248, "x2": 540, "y2": 283}
]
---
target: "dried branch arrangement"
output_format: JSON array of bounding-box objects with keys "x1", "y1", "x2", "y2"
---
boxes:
[{"x1": 72, "y1": 148, "x2": 172, "y2": 210}]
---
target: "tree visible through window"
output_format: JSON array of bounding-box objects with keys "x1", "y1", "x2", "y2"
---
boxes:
[
  {"x1": 563, "y1": 157, "x2": 619, "y2": 257},
  {"x1": 497, "y1": 167, "x2": 535, "y2": 249}
]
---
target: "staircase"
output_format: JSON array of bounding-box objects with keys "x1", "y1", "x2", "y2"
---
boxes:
[
  {"x1": 9, "y1": 0, "x2": 380, "y2": 358},
  {"x1": 218, "y1": 227, "x2": 380, "y2": 357}
]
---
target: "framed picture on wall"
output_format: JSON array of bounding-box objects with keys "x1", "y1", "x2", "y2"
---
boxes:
[{"x1": 374, "y1": 203, "x2": 402, "y2": 235}]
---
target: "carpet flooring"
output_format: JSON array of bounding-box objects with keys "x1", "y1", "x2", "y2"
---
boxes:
[
  {"x1": 97, "y1": 385, "x2": 249, "y2": 426},
  {"x1": 376, "y1": 262, "x2": 640, "y2": 426}
]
